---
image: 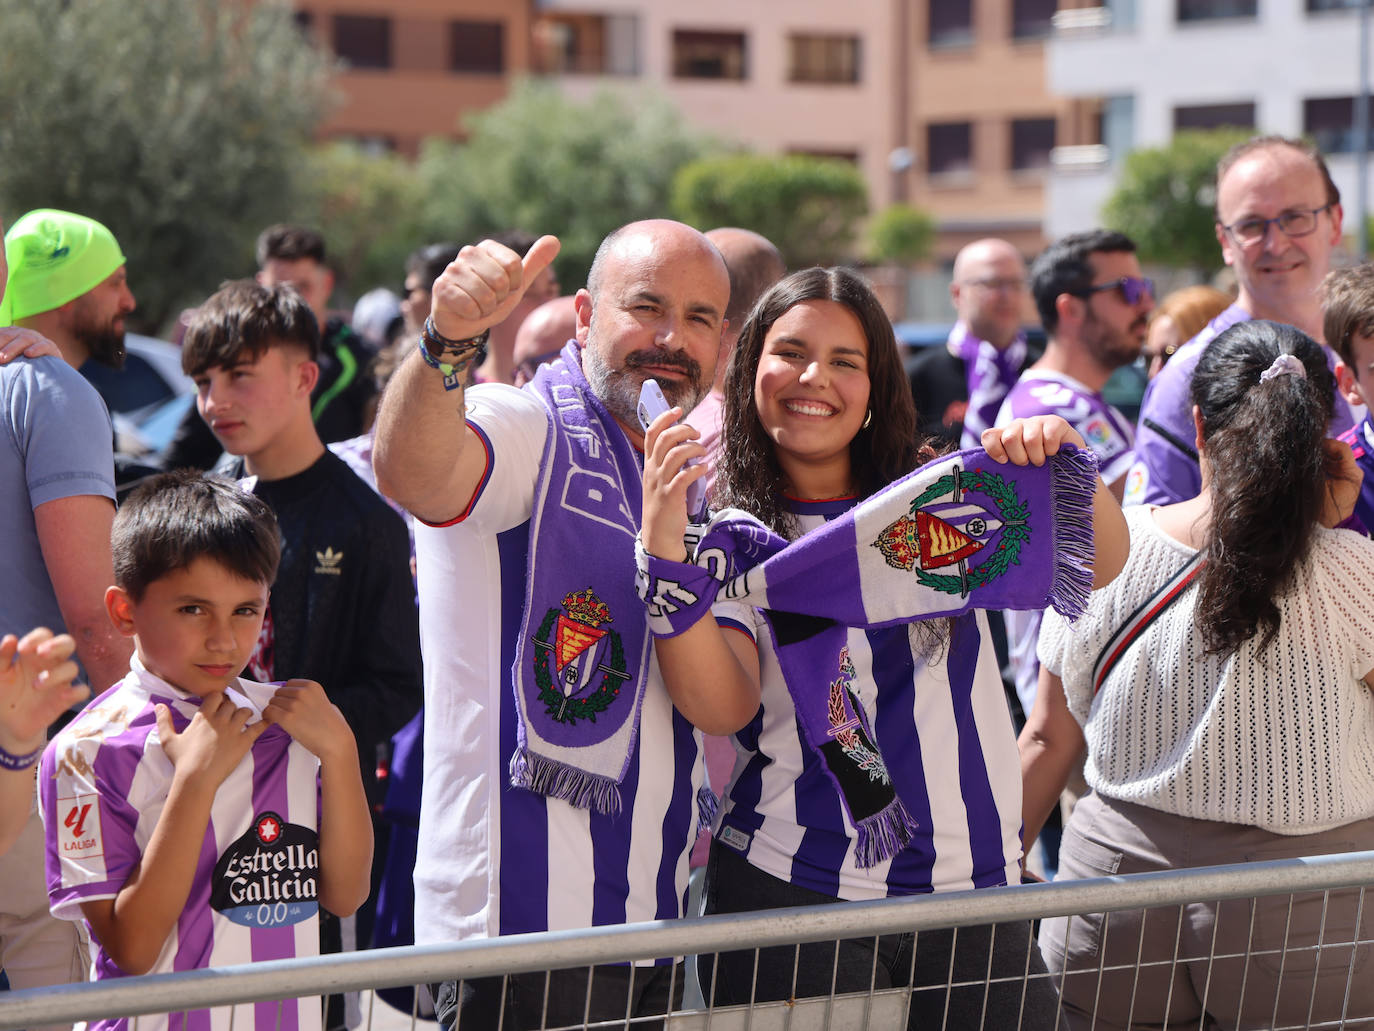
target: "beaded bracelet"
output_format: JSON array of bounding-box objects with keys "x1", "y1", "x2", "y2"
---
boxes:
[
  {"x1": 0, "y1": 742, "x2": 44, "y2": 772},
  {"x1": 422, "y1": 316, "x2": 489, "y2": 360}
]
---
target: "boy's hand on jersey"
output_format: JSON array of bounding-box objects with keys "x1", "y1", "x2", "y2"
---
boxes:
[
  {"x1": 262, "y1": 680, "x2": 357, "y2": 766},
  {"x1": 156, "y1": 693, "x2": 266, "y2": 790}
]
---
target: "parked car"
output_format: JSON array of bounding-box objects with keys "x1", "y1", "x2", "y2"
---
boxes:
[{"x1": 80, "y1": 334, "x2": 195, "y2": 459}]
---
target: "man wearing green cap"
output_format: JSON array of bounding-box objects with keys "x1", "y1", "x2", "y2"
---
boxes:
[
  {"x1": 0, "y1": 210, "x2": 132, "y2": 1020},
  {"x1": 0, "y1": 209, "x2": 136, "y2": 370}
]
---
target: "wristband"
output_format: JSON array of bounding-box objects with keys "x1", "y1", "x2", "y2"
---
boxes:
[
  {"x1": 422, "y1": 316, "x2": 489, "y2": 360},
  {"x1": 634, "y1": 536, "x2": 723, "y2": 637},
  {"x1": 417, "y1": 333, "x2": 475, "y2": 392},
  {"x1": 0, "y1": 742, "x2": 44, "y2": 772}
]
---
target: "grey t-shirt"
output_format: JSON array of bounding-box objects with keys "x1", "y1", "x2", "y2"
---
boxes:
[{"x1": 2, "y1": 354, "x2": 116, "y2": 640}]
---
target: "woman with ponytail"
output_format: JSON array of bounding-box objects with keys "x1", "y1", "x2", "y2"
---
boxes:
[{"x1": 1021, "y1": 319, "x2": 1374, "y2": 1029}]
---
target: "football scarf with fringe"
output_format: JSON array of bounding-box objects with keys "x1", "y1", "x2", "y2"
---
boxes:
[
  {"x1": 509, "y1": 344, "x2": 654, "y2": 816},
  {"x1": 636, "y1": 445, "x2": 1099, "y2": 865}
]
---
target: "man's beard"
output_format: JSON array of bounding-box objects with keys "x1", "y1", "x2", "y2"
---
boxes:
[
  {"x1": 75, "y1": 312, "x2": 127, "y2": 370},
  {"x1": 583, "y1": 344, "x2": 706, "y2": 428},
  {"x1": 1084, "y1": 312, "x2": 1145, "y2": 371}
]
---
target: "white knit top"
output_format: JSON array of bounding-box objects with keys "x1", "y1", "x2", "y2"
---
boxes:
[{"x1": 1038, "y1": 506, "x2": 1374, "y2": 835}]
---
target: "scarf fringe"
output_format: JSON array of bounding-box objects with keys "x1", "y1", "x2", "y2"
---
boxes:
[
  {"x1": 696, "y1": 785, "x2": 719, "y2": 834},
  {"x1": 853, "y1": 798, "x2": 919, "y2": 869},
  {"x1": 510, "y1": 747, "x2": 622, "y2": 817},
  {"x1": 1047, "y1": 446, "x2": 1099, "y2": 621}
]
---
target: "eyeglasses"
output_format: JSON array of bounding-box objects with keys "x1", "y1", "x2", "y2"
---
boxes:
[
  {"x1": 962, "y1": 277, "x2": 1026, "y2": 294},
  {"x1": 1218, "y1": 204, "x2": 1332, "y2": 245},
  {"x1": 1071, "y1": 276, "x2": 1155, "y2": 306}
]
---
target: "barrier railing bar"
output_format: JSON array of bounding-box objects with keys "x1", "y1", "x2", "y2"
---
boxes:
[{"x1": 4, "y1": 850, "x2": 1374, "y2": 1031}]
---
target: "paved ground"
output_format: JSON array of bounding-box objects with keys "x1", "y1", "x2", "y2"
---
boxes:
[{"x1": 356, "y1": 989, "x2": 436, "y2": 1030}]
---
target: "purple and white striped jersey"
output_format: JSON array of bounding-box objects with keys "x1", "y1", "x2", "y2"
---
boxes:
[
  {"x1": 39, "y1": 660, "x2": 322, "y2": 1031},
  {"x1": 711, "y1": 497, "x2": 1024, "y2": 900},
  {"x1": 412, "y1": 384, "x2": 702, "y2": 951}
]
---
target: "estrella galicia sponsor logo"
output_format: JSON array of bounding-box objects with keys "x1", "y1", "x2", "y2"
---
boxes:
[{"x1": 211, "y1": 811, "x2": 320, "y2": 928}]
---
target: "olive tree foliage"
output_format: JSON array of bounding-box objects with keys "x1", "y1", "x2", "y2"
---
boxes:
[
  {"x1": 0, "y1": 0, "x2": 334, "y2": 332},
  {"x1": 1102, "y1": 129, "x2": 1252, "y2": 275},
  {"x1": 299, "y1": 143, "x2": 432, "y2": 301},
  {"x1": 419, "y1": 80, "x2": 716, "y2": 293},
  {"x1": 867, "y1": 204, "x2": 936, "y2": 266},
  {"x1": 670, "y1": 154, "x2": 869, "y2": 269}
]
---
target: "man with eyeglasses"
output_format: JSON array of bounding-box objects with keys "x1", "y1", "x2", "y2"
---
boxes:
[
  {"x1": 1125, "y1": 135, "x2": 1356, "y2": 507},
  {"x1": 908, "y1": 238, "x2": 1032, "y2": 449},
  {"x1": 995, "y1": 228, "x2": 1150, "y2": 722}
]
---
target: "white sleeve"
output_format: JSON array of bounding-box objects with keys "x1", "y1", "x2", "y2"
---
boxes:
[
  {"x1": 450, "y1": 384, "x2": 551, "y2": 534},
  {"x1": 1315, "y1": 529, "x2": 1374, "y2": 680}
]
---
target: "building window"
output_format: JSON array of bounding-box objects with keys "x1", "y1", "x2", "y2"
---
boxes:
[
  {"x1": 927, "y1": 122, "x2": 973, "y2": 177},
  {"x1": 333, "y1": 15, "x2": 391, "y2": 69},
  {"x1": 1305, "y1": 96, "x2": 1373, "y2": 154},
  {"x1": 534, "y1": 14, "x2": 640, "y2": 75},
  {"x1": 1173, "y1": 102, "x2": 1256, "y2": 131},
  {"x1": 1177, "y1": 0, "x2": 1258, "y2": 21},
  {"x1": 1011, "y1": 118, "x2": 1056, "y2": 172},
  {"x1": 929, "y1": 1, "x2": 973, "y2": 48},
  {"x1": 672, "y1": 30, "x2": 747, "y2": 80},
  {"x1": 788, "y1": 34, "x2": 860, "y2": 84},
  {"x1": 1308, "y1": 0, "x2": 1361, "y2": 9},
  {"x1": 451, "y1": 20, "x2": 504, "y2": 74},
  {"x1": 1012, "y1": 0, "x2": 1058, "y2": 39}
]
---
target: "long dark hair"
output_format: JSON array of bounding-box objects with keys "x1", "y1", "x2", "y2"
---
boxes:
[
  {"x1": 1191, "y1": 320, "x2": 1335, "y2": 655},
  {"x1": 715, "y1": 267, "x2": 919, "y2": 539}
]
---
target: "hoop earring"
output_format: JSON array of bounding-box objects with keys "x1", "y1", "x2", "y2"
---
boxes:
[{"x1": 862, "y1": 409, "x2": 872, "y2": 429}]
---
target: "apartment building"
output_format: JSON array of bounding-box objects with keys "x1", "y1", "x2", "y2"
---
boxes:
[
  {"x1": 295, "y1": 0, "x2": 535, "y2": 153},
  {"x1": 1046, "y1": 0, "x2": 1374, "y2": 239},
  {"x1": 909, "y1": 1, "x2": 1094, "y2": 261},
  {"x1": 532, "y1": 0, "x2": 905, "y2": 219}
]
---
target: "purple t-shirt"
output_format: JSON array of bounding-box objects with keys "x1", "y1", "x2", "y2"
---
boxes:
[
  {"x1": 39, "y1": 663, "x2": 323, "y2": 1031},
  {"x1": 1340, "y1": 416, "x2": 1374, "y2": 534},
  {"x1": 1125, "y1": 305, "x2": 1362, "y2": 506}
]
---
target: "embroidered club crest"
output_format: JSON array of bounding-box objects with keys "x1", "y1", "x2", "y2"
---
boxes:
[
  {"x1": 872, "y1": 465, "x2": 1029, "y2": 595},
  {"x1": 825, "y1": 646, "x2": 890, "y2": 785},
  {"x1": 530, "y1": 588, "x2": 629, "y2": 724}
]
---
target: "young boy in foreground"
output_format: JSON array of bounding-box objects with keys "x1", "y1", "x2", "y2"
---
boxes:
[{"x1": 38, "y1": 471, "x2": 372, "y2": 1031}]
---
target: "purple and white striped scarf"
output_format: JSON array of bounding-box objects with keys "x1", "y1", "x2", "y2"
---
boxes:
[
  {"x1": 637, "y1": 445, "x2": 1098, "y2": 865},
  {"x1": 509, "y1": 344, "x2": 653, "y2": 815},
  {"x1": 953, "y1": 322, "x2": 1027, "y2": 450}
]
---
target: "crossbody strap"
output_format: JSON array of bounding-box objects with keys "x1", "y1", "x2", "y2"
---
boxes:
[{"x1": 1091, "y1": 550, "x2": 1206, "y2": 698}]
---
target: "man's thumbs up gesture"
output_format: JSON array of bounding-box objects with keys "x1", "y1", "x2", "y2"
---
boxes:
[{"x1": 429, "y1": 235, "x2": 562, "y2": 342}]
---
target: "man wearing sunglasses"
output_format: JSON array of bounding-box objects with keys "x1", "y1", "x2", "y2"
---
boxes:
[
  {"x1": 1125, "y1": 135, "x2": 1356, "y2": 507},
  {"x1": 995, "y1": 228, "x2": 1150, "y2": 722}
]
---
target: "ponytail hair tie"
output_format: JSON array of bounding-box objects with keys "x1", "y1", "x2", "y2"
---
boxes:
[{"x1": 1258, "y1": 353, "x2": 1307, "y2": 384}]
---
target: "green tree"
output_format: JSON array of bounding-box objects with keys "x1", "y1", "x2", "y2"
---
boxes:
[
  {"x1": 867, "y1": 204, "x2": 936, "y2": 265},
  {"x1": 418, "y1": 80, "x2": 715, "y2": 293},
  {"x1": 671, "y1": 154, "x2": 869, "y2": 269},
  {"x1": 0, "y1": 0, "x2": 334, "y2": 332},
  {"x1": 298, "y1": 143, "x2": 431, "y2": 301},
  {"x1": 1102, "y1": 129, "x2": 1251, "y2": 274}
]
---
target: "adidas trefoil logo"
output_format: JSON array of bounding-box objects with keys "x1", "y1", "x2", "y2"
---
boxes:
[{"x1": 314, "y1": 546, "x2": 343, "y2": 575}]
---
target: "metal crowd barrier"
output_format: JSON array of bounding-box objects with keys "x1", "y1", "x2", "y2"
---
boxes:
[{"x1": 3, "y1": 850, "x2": 1374, "y2": 1030}]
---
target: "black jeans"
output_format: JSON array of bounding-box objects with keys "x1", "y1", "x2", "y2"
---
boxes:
[
  {"x1": 434, "y1": 960, "x2": 684, "y2": 1031},
  {"x1": 701, "y1": 841, "x2": 1060, "y2": 1030}
]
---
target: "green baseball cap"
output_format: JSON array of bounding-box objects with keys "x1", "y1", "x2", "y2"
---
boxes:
[{"x1": 0, "y1": 209, "x2": 126, "y2": 326}]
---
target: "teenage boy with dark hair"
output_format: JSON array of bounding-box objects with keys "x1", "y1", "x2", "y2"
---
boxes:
[
  {"x1": 1326, "y1": 264, "x2": 1374, "y2": 530},
  {"x1": 181, "y1": 281, "x2": 421, "y2": 988},
  {"x1": 38, "y1": 472, "x2": 372, "y2": 1029}
]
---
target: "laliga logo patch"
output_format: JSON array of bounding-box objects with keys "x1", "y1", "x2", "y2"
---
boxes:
[{"x1": 211, "y1": 810, "x2": 319, "y2": 928}]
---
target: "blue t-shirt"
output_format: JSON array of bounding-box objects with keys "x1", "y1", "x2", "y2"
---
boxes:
[{"x1": 1, "y1": 354, "x2": 115, "y2": 639}]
